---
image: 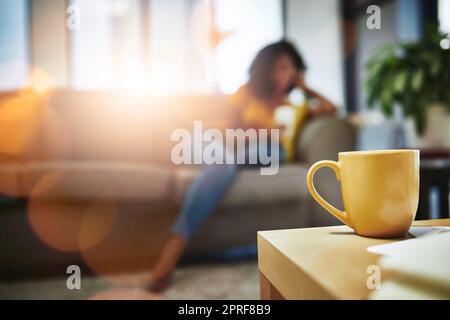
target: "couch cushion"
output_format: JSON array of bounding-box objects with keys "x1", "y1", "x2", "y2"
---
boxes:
[
  {"x1": 15, "y1": 161, "x2": 171, "y2": 201},
  {"x1": 297, "y1": 116, "x2": 356, "y2": 165},
  {"x1": 174, "y1": 164, "x2": 309, "y2": 207}
]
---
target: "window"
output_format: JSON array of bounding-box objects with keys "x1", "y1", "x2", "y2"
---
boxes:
[
  {"x1": 0, "y1": 0, "x2": 29, "y2": 91},
  {"x1": 147, "y1": 0, "x2": 199, "y2": 94},
  {"x1": 69, "y1": 0, "x2": 283, "y2": 94},
  {"x1": 70, "y1": 0, "x2": 144, "y2": 90},
  {"x1": 214, "y1": 0, "x2": 283, "y2": 94}
]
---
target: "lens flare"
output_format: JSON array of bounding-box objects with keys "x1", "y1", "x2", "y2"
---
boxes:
[
  {"x1": 28, "y1": 68, "x2": 54, "y2": 95},
  {"x1": 27, "y1": 171, "x2": 118, "y2": 252},
  {"x1": 0, "y1": 90, "x2": 43, "y2": 157}
]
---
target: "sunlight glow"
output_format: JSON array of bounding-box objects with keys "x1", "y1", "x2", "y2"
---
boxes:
[{"x1": 69, "y1": 0, "x2": 283, "y2": 95}]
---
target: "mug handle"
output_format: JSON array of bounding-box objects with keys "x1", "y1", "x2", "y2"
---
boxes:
[{"x1": 306, "y1": 160, "x2": 353, "y2": 228}]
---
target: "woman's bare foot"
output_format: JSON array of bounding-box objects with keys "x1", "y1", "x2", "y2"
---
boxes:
[{"x1": 147, "y1": 233, "x2": 186, "y2": 292}]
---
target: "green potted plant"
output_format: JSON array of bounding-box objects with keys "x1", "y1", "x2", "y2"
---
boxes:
[{"x1": 365, "y1": 26, "x2": 450, "y2": 148}]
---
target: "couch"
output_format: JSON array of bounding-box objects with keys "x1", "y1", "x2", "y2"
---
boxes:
[{"x1": 0, "y1": 90, "x2": 356, "y2": 276}]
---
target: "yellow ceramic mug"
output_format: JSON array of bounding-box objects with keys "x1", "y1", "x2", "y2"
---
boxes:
[{"x1": 306, "y1": 150, "x2": 420, "y2": 238}]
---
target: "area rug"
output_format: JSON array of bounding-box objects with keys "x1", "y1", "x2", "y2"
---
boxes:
[{"x1": 0, "y1": 261, "x2": 259, "y2": 300}]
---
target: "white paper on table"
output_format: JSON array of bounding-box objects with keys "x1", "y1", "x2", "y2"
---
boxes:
[
  {"x1": 367, "y1": 226, "x2": 450, "y2": 256},
  {"x1": 408, "y1": 226, "x2": 450, "y2": 239},
  {"x1": 367, "y1": 228, "x2": 450, "y2": 299},
  {"x1": 369, "y1": 235, "x2": 450, "y2": 299}
]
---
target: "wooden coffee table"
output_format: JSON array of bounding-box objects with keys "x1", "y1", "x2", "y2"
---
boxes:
[{"x1": 257, "y1": 218, "x2": 450, "y2": 300}]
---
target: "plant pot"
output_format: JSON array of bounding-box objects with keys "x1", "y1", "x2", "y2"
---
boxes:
[{"x1": 405, "y1": 104, "x2": 450, "y2": 149}]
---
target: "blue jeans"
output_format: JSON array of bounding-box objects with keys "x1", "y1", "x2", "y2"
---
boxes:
[{"x1": 172, "y1": 143, "x2": 285, "y2": 241}]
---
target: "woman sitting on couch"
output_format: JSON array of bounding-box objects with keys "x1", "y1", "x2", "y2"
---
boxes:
[{"x1": 148, "y1": 40, "x2": 337, "y2": 290}]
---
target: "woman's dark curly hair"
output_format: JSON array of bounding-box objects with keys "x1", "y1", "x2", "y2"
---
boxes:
[{"x1": 248, "y1": 40, "x2": 306, "y2": 102}]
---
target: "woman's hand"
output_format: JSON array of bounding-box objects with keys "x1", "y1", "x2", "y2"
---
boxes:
[{"x1": 296, "y1": 73, "x2": 337, "y2": 117}]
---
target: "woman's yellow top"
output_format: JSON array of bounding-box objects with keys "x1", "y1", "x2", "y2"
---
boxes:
[
  {"x1": 229, "y1": 85, "x2": 308, "y2": 162},
  {"x1": 229, "y1": 85, "x2": 276, "y2": 130}
]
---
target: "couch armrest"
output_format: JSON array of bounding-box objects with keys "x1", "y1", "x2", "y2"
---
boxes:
[{"x1": 296, "y1": 116, "x2": 357, "y2": 165}]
